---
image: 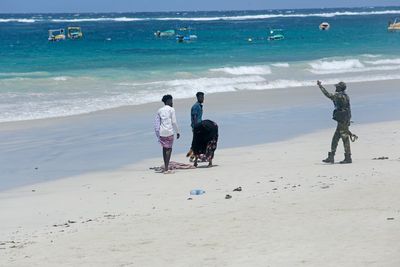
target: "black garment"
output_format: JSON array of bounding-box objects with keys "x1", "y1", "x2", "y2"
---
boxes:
[{"x1": 191, "y1": 120, "x2": 218, "y2": 156}]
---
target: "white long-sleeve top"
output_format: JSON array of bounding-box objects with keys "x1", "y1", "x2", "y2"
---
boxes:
[{"x1": 154, "y1": 105, "x2": 180, "y2": 138}]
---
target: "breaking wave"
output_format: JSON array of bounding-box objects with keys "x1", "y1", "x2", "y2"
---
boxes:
[
  {"x1": 308, "y1": 58, "x2": 400, "y2": 74},
  {"x1": 2, "y1": 9, "x2": 400, "y2": 23},
  {"x1": 308, "y1": 59, "x2": 365, "y2": 74},
  {"x1": 3, "y1": 54, "x2": 400, "y2": 122},
  {"x1": 209, "y1": 66, "x2": 272, "y2": 75},
  {"x1": 154, "y1": 10, "x2": 400, "y2": 21},
  {"x1": 271, "y1": 63, "x2": 290, "y2": 68},
  {"x1": 365, "y1": 58, "x2": 400, "y2": 65},
  {"x1": 0, "y1": 18, "x2": 36, "y2": 23},
  {"x1": 51, "y1": 17, "x2": 144, "y2": 22}
]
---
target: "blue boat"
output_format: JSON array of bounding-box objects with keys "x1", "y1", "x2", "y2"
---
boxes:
[{"x1": 176, "y1": 27, "x2": 198, "y2": 43}]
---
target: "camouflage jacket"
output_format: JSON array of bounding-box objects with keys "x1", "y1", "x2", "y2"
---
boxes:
[{"x1": 319, "y1": 85, "x2": 351, "y2": 120}]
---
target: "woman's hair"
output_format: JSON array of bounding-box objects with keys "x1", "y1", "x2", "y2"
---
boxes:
[{"x1": 162, "y1": 94, "x2": 172, "y2": 104}]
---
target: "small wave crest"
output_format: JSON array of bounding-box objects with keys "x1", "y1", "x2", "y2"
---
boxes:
[
  {"x1": 309, "y1": 59, "x2": 364, "y2": 71},
  {"x1": 308, "y1": 59, "x2": 366, "y2": 74},
  {"x1": 361, "y1": 54, "x2": 382, "y2": 58},
  {"x1": 51, "y1": 17, "x2": 144, "y2": 22},
  {"x1": 209, "y1": 66, "x2": 272, "y2": 75},
  {"x1": 0, "y1": 18, "x2": 36, "y2": 23},
  {"x1": 271, "y1": 63, "x2": 290, "y2": 68},
  {"x1": 0, "y1": 71, "x2": 50, "y2": 79},
  {"x1": 153, "y1": 10, "x2": 400, "y2": 21},
  {"x1": 52, "y1": 76, "x2": 69, "y2": 81},
  {"x1": 365, "y1": 58, "x2": 400, "y2": 65},
  {"x1": 308, "y1": 56, "x2": 400, "y2": 74}
]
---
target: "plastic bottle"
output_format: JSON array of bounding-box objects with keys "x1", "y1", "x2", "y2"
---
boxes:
[{"x1": 190, "y1": 189, "x2": 206, "y2": 195}]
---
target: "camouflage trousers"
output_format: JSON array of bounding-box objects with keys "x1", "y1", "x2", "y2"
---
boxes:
[{"x1": 331, "y1": 121, "x2": 351, "y2": 154}]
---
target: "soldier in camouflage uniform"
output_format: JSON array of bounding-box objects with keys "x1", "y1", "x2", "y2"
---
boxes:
[{"x1": 317, "y1": 80, "x2": 353, "y2": 164}]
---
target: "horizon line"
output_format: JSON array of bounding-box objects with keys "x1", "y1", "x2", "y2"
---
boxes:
[{"x1": 1, "y1": 5, "x2": 400, "y2": 15}]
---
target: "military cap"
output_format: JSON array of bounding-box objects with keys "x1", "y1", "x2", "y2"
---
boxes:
[{"x1": 335, "y1": 81, "x2": 347, "y2": 91}]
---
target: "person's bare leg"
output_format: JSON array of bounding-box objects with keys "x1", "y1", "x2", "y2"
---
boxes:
[
  {"x1": 194, "y1": 156, "x2": 198, "y2": 167},
  {"x1": 163, "y1": 148, "x2": 172, "y2": 172},
  {"x1": 162, "y1": 148, "x2": 167, "y2": 171}
]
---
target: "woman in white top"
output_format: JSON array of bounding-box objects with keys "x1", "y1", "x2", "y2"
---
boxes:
[{"x1": 154, "y1": 95, "x2": 180, "y2": 173}]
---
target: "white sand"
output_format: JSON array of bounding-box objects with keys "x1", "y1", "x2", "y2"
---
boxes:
[{"x1": 1, "y1": 120, "x2": 400, "y2": 266}]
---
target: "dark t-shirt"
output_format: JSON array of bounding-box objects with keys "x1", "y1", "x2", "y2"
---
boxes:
[{"x1": 191, "y1": 102, "x2": 203, "y2": 128}]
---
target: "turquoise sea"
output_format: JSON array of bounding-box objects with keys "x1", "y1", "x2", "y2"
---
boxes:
[{"x1": 1, "y1": 7, "x2": 400, "y2": 122}]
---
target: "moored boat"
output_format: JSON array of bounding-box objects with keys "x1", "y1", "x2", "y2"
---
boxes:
[
  {"x1": 388, "y1": 19, "x2": 400, "y2": 31},
  {"x1": 319, "y1": 22, "x2": 330, "y2": 30},
  {"x1": 48, "y1": 29, "x2": 66, "y2": 41}
]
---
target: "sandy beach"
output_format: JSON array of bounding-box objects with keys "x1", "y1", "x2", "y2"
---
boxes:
[
  {"x1": 1, "y1": 117, "x2": 400, "y2": 266},
  {"x1": 3, "y1": 5, "x2": 400, "y2": 266}
]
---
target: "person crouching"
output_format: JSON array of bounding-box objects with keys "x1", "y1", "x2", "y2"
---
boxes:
[{"x1": 191, "y1": 119, "x2": 218, "y2": 167}]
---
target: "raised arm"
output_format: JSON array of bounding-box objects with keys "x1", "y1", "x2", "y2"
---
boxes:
[{"x1": 317, "y1": 80, "x2": 334, "y2": 100}]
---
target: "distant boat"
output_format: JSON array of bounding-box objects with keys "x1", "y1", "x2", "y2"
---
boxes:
[
  {"x1": 388, "y1": 18, "x2": 400, "y2": 31},
  {"x1": 175, "y1": 27, "x2": 197, "y2": 43},
  {"x1": 268, "y1": 29, "x2": 284, "y2": 41},
  {"x1": 67, "y1": 27, "x2": 83, "y2": 39},
  {"x1": 48, "y1": 29, "x2": 66, "y2": 41},
  {"x1": 154, "y1": 30, "x2": 176, "y2": 37},
  {"x1": 177, "y1": 26, "x2": 193, "y2": 31},
  {"x1": 176, "y1": 34, "x2": 197, "y2": 43},
  {"x1": 319, "y1": 22, "x2": 330, "y2": 31}
]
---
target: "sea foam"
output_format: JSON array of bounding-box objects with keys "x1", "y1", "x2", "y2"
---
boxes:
[
  {"x1": 271, "y1": 63, "x2": 290, "y2": 68},
  {"x1": 308, "y1": 59, "x2": 367, "y2": 74},
  {"x1": 365, "y1": 58, "x2": 400, "y2": 65},
  {"x1": 51, "y1": 17, "x2": 144, "y2": 22},
  {"x1": 0, "y1": 18, "x2": 36, "y2": 23},
  {"x1": 209, "y1": 66, "x2": 272, "y2": 75},
  {"x1": 3, "y1": 72, "x2": 400, "y2": 123}
]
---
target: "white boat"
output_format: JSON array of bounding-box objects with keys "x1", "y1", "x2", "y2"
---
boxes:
[
  {"x1": 267, "y1": 29, "x2": 284, "y2": 41},
  {"x1": 67, "y1": 27, "x2": 83, "y2": 39},
  {"x1": 48, "y1": 29, "x2": 66, "y2": 41},
  {"x1": 319, "y1": 22, "x2": 330, "y2": 31},
  {"x1": 388, "y1": 19, "x2": 400, "y2": 31},
  {"x1": 154, "y1": 30, "x2": 175, "y2": 37}
]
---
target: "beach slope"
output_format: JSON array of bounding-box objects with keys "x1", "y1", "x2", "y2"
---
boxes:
[{"x1": 1, "y1": 121, "x2": 400, "y2": 266}]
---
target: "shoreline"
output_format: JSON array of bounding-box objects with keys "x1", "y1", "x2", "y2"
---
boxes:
[
  {"x1": 1, "y1": 120, "x2": 400, "y2": 266},
  {"x1": 1, "y1": 79, "x2": 400, "y2": 191},
  {"x1": 2, "y1": 78, "x2": 400, "y2": 130}
]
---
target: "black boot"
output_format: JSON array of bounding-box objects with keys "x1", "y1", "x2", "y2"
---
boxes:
[
  {"x1": 322, "y1": 152, "x2": 335, "y2": 164},
  {"x1": 340, "y1": 153, "x2": 352, "y2": 164}
]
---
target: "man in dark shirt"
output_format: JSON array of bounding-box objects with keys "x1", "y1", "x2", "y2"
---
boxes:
[
  {"x1": 317, "y1": 80, "x2": 353, "y2": 164},
  {"x1": 191, "y1": 92, "x2": 204, "y2": 129},
  {"x1": 186, "y1": 92, "x2": 204, "y2": 162}
]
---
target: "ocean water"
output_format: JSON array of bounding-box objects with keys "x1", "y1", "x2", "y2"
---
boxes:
[{"x1": 1, "y1": 7, "x2": 400, "y2": 122}]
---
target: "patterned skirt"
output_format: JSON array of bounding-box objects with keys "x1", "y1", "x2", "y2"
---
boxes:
[{"x1": 159, "y1": 135, "x2": 174, "y2": 148}]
